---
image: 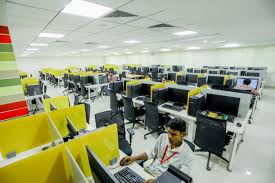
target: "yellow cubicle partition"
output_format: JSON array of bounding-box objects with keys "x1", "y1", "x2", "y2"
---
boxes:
[
  {"x1": 0, "y1": 113, "x2": 60, "y2": 158},
  {"x1": 150, "y1": 83, "x2": 166, "y2": 100},
  {"x1": 224, "y1": 75, "x2": 232, "y2": 85},
  {"x1": 125, "y1": 80, "x2": 141, "y2": 95},
  {"x1": 186, "y1": 85, "x2": 208, "y2": 111},
  {"x1": 0, "y1": 144, "x2": 88, "y2": 183},
  {"x1": 66, "y1": 124, "x2": 119, "y2": 177},
  {"x1": 21, "y1": 77, "x2": 39, "y2": 94},
  {"x1": 43, "y1": 96, "x2": 70, "y2": 112},
  {"x1": 47, "y1": 104, "x2": 87, "y2": 138}
]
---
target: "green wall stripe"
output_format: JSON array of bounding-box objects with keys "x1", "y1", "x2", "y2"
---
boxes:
[
  {"x1": 0, "y1": 53, "x2": 16, "y2": 61},
  {"x1": 0, "y1": 85, "x2": 23, "y2": 97},
  {"x1": 0, "y1": 70, "x2": 19, "y2": 80},
  {"x1": 0, "y1": 61, "x2": 17, "y2": 70},
  {"x1": 0, "y1": 78, "x2": 21, "y2": 87},
  {"x1": 0, "y1": 44, "x2": 13, "y2": 52},
  {"x1": 0, "y1": 93, "x2": 25, "y2": 105}
]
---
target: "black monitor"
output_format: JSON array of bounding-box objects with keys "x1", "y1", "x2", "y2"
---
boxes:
[
  {"x1": 81, "y1": 76, "x2": 89, "y2": 85},
  {"x1": 205, "y1": 94, "x2": 240, "y2": 116},
  {"x1": 74, "y1": 75, "x2": 80, "y2": 82},
  {"x1": 152, "y1": 88, "x2": 168, "y2": 105},
  {"x1": 99, "y1": 76, "x2": 108, "y2": 84},
  {"x1": 167, "y1": 88, "x2": 189, "y2": 105},
  {"x1": 127, "y1": 84, "x2": 141, "y2": 98},
  {"x1": 68, "y1": 74, "x2": 73, "y2": 80},
  {"x1": 140, "y1": 83, "x2": 152, "y2": 97},
  {"x1": 27, "y1": 84, "x2": 43, "y2": 96},
  {"x1": 187, "y1": 68, "x2": 193, "y2": 73},
  {"x1": 86, "y1": 146, "x2": 119, "y2": 183},
  {"x1": 207, "y1": 76, "x2": 224, "y2": 85},
  {"x1": 194, "y1": 69, "x2": 201, "y2": 73},
  {"x1": 110, "y1": 81, "x2": 123, "y2": 93},
  {"x1": 209, "y1": 70, "x2": 218, "y2": 74},
  {"x1": 88, "y1": 75, "x2": 95, "y2": 84},
  {"x1": 240, "y1": 71, "x2": 246, "y2": 76},
  {"x1": 49, "y1": 102, "x2": 57, "y2": 111},
  {"x1": 236, "y1": 78, "x2": 258, "y2": 89},
  {"x1": 143, "y1": 67, "x2": 150, "y2": 73},
  {"x1": 197, "y1": 77, "x2": 207, "y2": 87},
  {"x1": 159, "y1": 68, "x2": 165, "y2": 73},
  {"x1": 246, "y1": 72, "x2": 260, "y2": 77},
  {"x1": 66, "y1": 116, "x2": 79, "y2": 137},
  {"x1": 168, "y1": 73, "x2": 176, "y2": 82},
  {"x1": 151, "y1": 67, "x2": 158, "y2": 73},
  {"x1": 201, "y1": 69, "x2": 207, "y2": 73},
  {"x1": 227, "y1": 71, "x2": 238, "y2": 76},
  {"x1": 219, "y1": 70, "x2": 227, "y2": 75},
  {"x1": 176, "y1": 75, "x2": 186, "y2": 85},
  {"x1": 186, "y1": 74, "x2": 197, "y2": 84},
  {"x1": 155, "y1": 165, "x2": 192, "y2": 183}
]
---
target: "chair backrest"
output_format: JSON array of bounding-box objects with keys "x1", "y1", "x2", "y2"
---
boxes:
[
  {"x1": 151, "y1": 72, "x2": 159, "y2": 81},
  {"x1": 194, "y1": 113, "x2": 227, "y2": 155},
  {"x1": 74, "y1": 95, "x2": 79, "y2": 106},
  {"x1": 144, "y1": 100, "x2": 160, "y2": 130},
  {"x1": 83, "y1": 102, "x2": 91, "y2": 124},
  {"x1": 109, "y1": 90, "x2": 119, "y2": 113},
  {"x1": 122, "y1": 96, "x2": 135, "y2": 122},
  {"x1": 80, "y1": 82, "x2": 87, "y2": 96}
]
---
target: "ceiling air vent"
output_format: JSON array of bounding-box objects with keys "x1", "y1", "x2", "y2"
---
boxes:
[
  {"x1": 85, "y1": 42, "x2": 98, "y2": 45},
  {"x1": 53, "y1": 40, "x2": 69, "y2": 43},
  {"x1": 148, "y1": 23, "x2": 175, "y2": 28},
  {"x1": 104, "y1": 10, "x2": 137, "y2": 18}
]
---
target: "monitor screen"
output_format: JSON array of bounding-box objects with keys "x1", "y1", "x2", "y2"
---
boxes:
[
  {"x1": 128, "y1": 84, "x2": 141, "y2": 98},
  {"x1": 99, "y1": 76, "x2": 108, "y2": 84},
  {"x1": 152, "y1": 88, "x2": 168, "y2": 105},
  {"x1": 186, "y1": 74, "x2": 197, "y2": 84},
  {"x1": 151, "y1": 67, "x2": 158, "y2": 73},
  {"x1": 227, "y1": 71, "x2": 238, "y2": 76},
  {"x1": 86, "y1": 146, "x2": 119, "y2": 183},
  {"x1": 168, "y1": 73, "x2": 176, "y2": 82},
  {"x1": 194, "y1": 70, "x2": 201, "y2": 73},
  {"x1": 207, "y1": 76, "x2": 224, "y2": 85},
  {"x1": 81, "y1": 76, "x2": 89, "y2": 84},
  {"x1": 159, "y1": 68, "x2": 165, "y2": 73},
  {"x1": 247, "y1": 72, "x2": 260, "y2": 77},
  {"x1": 143, "y1": 67, "x2": 150, "y2": 73},
  {"x1": 140, "y1": 83, "x2": 152, "y2": 97},
  {"x1": 74, "y1": 75, "x2": 80, "y2": 82},
  {"x1": 206, "y1": 94, "x2": 240, "y2": 116},
  {"x1": 236, "y1": 78, "x2": 258, "y2": 89},
  {"x1": 209, "y1": 70, "x2": 218, "y2": 74},
  {"x1": 219, "y1": 70, "x2": 226, "y2": 75},
  {"x1": 114, "y1": 81, "x2": 123, "y2": 93},
  {"x1": 167, "y1": 88, "x2": 189, "y2": 105},
  {"x1": 88, "y1": 76, "x2": 95, "y2": 84},
  {"x1": 187, "y1": 68, "x2": 193, "y2": 73}
]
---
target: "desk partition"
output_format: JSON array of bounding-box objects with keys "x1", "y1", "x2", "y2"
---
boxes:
[{"x1": 43, "y1": 96, "x2": 70, "y2": 112}]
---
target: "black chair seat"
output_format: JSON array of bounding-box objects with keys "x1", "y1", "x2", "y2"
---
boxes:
[{"x1": 119, "y1": 137, "x2": 132, "y2": 156}]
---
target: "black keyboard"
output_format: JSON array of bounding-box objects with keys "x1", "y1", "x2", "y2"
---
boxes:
[
  {"x1": 114, "y1": 167, "x2": 144, "y2": 183},
  {"x1": 136, "y1": 96, "x2": 145, "y2": 100},
  {"x1": 162, "y1": 104, "x2": 184, "y2": 112}
]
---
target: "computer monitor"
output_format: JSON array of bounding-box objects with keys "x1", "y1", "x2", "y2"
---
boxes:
[
  {"x1": 205, "y1": 94, "x2": 240, "y2": 116},
  {"x1": 209, "y1": 70, "x2": 218, "y2": 74},
  {"x1": 151, "y1": 67, "x2": 158, "y2": 73},
  {"x1": 155, "y1": 165, "x2": 192, "y2": 183},
  {"x1": 246, "y1": 72, "x2": 260, "y2": 77},
  {"x1": 186, "y1": 74, "x2": 197, "y2": 84},
  {"x1": 168, "y1": 73, "x2": 176, "y2": 82},
  {"x1": 86, "y1": 146, "x2": 119, "y2": 183},
  {"x1": 80, "y1": 76, "x2": 89, "y2": 85},
  {"x1": 113, "y1": 81, "x2": 123, "y2": 93},
  {"x1": 236, "y1": 78, "x2": 258, "y2": 89},
  {"x1": 186, "y1": 68, "x2": 193, "y2": 73},
  {"x1": 227, "y1": 71, "x2": 238, "y2": 76},
  {"x1": 99, "y1": 75, "x2": 108, "y2": 84},
  {"x1": 194, "y1": 69, "x2": 201, "y2": 73},
  {"x1": 88, "y1": 75, "x2": 95, "y2": 84},
  {"x1": 127, "y1": 84, "x2": 141, "y2": 98},
  {"x1": 49, "y1": 102, "x2": 57, "y2": 111},
  {"x1": 207, "y1": 76, "x2": 224, "y2": 85},
  {"x1": 143, "y1": 67, "x2": 150, "y2": 73},
  {"x1": 66, "y1": 116, "x2": 79, "y2": 137},
  {"x1": 219, "y1": 70, "x2": 227, "y2": 75},
  {"x1": 74, "y1": 75, "x2": 80, "y2": 82},
  {"x1": 140, "y1": 83, "x2": 152, "y2": 97},
  {"x1": 152, "y1": 88, "x2": 168, "y2": 105},
  {"x1": 176, "y1": 75, "x2": 186, "y2": 85},
  {"x1": 167, "y1": 88, "x2": 189, "y2": 105},
  {"x1": 197, "y1": 77, "x2": 207, "y2": 87},
  {"x1": 68, "y1": 74, "x2": 73, "y2": 80},
  {"x1": 159, "y1": 68, "x2": 165, "y2": 73}
]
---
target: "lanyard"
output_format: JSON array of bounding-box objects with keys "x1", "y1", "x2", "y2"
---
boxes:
[{"x1": 160, "y1": 145, "x2": 178, "y2": 164}]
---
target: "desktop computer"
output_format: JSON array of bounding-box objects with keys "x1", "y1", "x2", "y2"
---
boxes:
[
  {"x1": 188, "y1": 94, "x2": 205, "y2": 117},
  {"x1": 152, "y1": 88, "x2": 168, "y2": 105},
  {"x1": 209, "y1": 70, "x2": 218, "y2": 74},
  {"x1": 127, "y1": 84, "x2": 141, "y2": 98},
  {"x1": 88, "y1": 75, "x2": 95, "y2": 84},
  {"x1": 219, "y1": 70, "x2": 227, "y2": 75},
  {"x1": 207, "y1": 76, "x2": 224, "y2": 86},
  {"x1": 197, "y1": 77, "x2": 207, "y2": 87},
  {"x1": 186, "y1": 68, "x2": 193, "y2": 73},
  {"x1": 140, "y1": 83, "x2": 152, "y2": 97},
  {"x1": 247, "y1": 72, "x2": 260, "y2": 77},
  {"x1": 176, "y1": 75, "x2": 186, "y2": 85},
  {"x1": 227, "y1": 71, "x2": 238, "y2": 76},
  {"x1": 159, "y1": 67, "x2": 165, "y2": 73},
  {"x1": 168, "y1": 88, "x2": 189, "y2": 106},
  {"x1": 168, "y1": 73, "x2": 176, "y2": 82},
  {"x1": 186, "y1": 74, "x2": 197, "y2": 84},
  {"x1": 99, "y1": 75, "x2": 108, "y2": 84},
  {"x1": 155, "y1": 165, "x2": 193, "y2": 183}
]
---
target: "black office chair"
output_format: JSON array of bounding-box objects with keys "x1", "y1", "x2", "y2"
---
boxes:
[
  {"x1": 95, "y1": 110, "x2": 134, "y2": 156},
  {"x1": 143, "y1": 100, "x2": 170, "y2": 139},
  {"x1": 194, "y1": 113, "x2": 230, "y2": 171},
  {"x1": 74, "y1": 95, "x2": 91, "y2": 124},
  {"x1": 109, "y1": 90, "x2": 123, "y2": 113},
  {"x1": 122, "y1": 96, "x2": 145, "y2": 129}
]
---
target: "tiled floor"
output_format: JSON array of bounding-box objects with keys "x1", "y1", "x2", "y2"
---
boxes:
[{"x1": 48, "y1": 83, "x2": 275, "y2": 183}]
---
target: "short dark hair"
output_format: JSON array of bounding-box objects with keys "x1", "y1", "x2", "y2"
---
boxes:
[
  {"x1": 167, "y1": 118, "x2": 187, "y2": 133},
  {"x1": 243, "y1": 78, "x2": 251, "y2": 85}
]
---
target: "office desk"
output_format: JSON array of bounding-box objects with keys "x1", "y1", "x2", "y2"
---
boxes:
[
  {"x1": 127, "y1": 74, "x2": 144, "y2": 79},
  {"x1": 133, "y1": 97, "x2": 252, "y2": 171},
  {"x1": 108, "y1": 150, "x2": 154, "y2": 181},
  {"x1": 85, "y1": 83, "x2": 110, "y2": 103}
]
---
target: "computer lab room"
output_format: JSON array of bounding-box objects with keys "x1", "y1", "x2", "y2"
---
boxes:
[{"x1": 0, "y1": 0, "x2": 274, "y2": 183}]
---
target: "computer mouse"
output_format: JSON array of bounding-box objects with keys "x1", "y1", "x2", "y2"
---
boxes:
[
  {"x1": 42, "y1": 146, "x2": 49, "y2": 151},
  {"x1": 237, "y1": 123, "x2": 242, "y2": 127}
]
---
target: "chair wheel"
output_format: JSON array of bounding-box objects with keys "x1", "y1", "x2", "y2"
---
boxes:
[
  {"x1": 144, "y1": 136, "x2": 147, "y2": 139},
  {"x1": 227, "y1": 167, "x2": 232, "y2": 172},
  {"x1": 206, "y1": 166, "x2": 210, "y2": 171}
]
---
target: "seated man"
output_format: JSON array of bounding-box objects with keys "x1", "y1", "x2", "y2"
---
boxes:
[
  {"x1": 120, "y1": 118, "x2": 193, "y2": 183},
  {"x1": 234, "y1": 78, "x2": 259, "y2": 96}
]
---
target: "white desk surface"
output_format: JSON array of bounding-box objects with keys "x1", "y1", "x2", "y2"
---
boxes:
[
  {"x1": 107, "y1": 150, "x2": 154, "y2": 180},
  {"x1": 132, "y1": 98, "x2": 251, "y2": 135},
  {"x1": 84, "y1": 83, "x2": 109, "y2": 89}
]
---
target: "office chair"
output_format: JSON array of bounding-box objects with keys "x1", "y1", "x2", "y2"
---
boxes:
[
  {"x1": 194, "y1": 113, "x2": 230, "y2": 171},
  {"x1": 143, "y1": 100, "x2": 170, "y2": 139},
  {"x1": 122, "y1": 96, "x2": 145, "y2": 129},
  {"x1": 74, "y1": 95, "x2": 91, "y2": 124},
  {"x1": 95, "y1": 110, "x2": 134, "y2": 156},
  {"x1": 109, "y1": 90, "x2": 123, "y2": 113}
]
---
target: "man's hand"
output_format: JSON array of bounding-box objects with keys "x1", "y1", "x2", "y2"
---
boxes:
[
  {"x1": 119, "y1": 156, "x2": 135, "y2": 166},
  {"x1": 144, "y1": 179, "x2": 155, "y2": 183}
]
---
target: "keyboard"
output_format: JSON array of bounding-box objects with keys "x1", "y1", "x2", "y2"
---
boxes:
[
  {"x1": 136, "y1": 96, "x2": 145, "y2": 101},
  {"x1": 114, "y1": 167, "x2": 145, "y2": 183},
  {"x1": 162, "y1": 104, "x2": 184, "y2": 112}
]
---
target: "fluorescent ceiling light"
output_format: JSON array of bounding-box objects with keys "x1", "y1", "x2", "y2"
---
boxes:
[
  {"x1": 142, "y1": 50, "x2": 150, "y2": 53},
  {"x1": 98, "y1": 45, "x2": 110, "y2": 48},
  {"x1": 245, "y1": 170, "x2": 252, "y2": 176},
  {"x1": 62, "y1": 0, "x2": 113, "y2": 18},
  {"x1": 104, "y1": 54, "x2": 110, "y2": 56},
  {"x1": 113, "y1": 52, "x2": 120, "y2": 55},
  {"x1": 213, "y1": 40, "x2": 226, "y2": 44},
  {"x1": 26, "y1": 48, "x2": 39, "y2": 51},
  {"x1": 173, "y1": 31, "x2": 197, "y2": 36},
  {"x1": 39, "y1": 33, "x2": 64, "y2": 38},
  {"x1": 160, "y1": 48, "x2": 171, "y2": 52},
  {"x1": 203, "y1": 40, "x2": 208, "y2": 43},
  {"x1": 80, "y1": 49, "x2": 90, "y2": 52},
  {"x1": 124, "y1": 40, "x2": 141, "y2": 44},
  {"x1": 223, "y1": 43, "x2": 240, "y2": 48},
  {"x1": 187, "y1": 47, "x2": 200, "y2": 50},
  {"x1": 30, "y1": 43, "x2": 48, "y2": 46},
  {"x1": 125, "y1": 52, "x2": 133, "y2": 54}
]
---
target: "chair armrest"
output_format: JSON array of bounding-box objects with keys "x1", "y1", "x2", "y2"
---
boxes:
[{"x1": 126, "y1": 128, "x2": 135, "y2": 136}]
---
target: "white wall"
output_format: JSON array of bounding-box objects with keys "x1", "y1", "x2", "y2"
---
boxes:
[
  {"x1": 105, "y1": 45, "x2": 275, "y2": 86},
  {"x1": 16, "y1": 55, "x2": 105, "y2": 77}
]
